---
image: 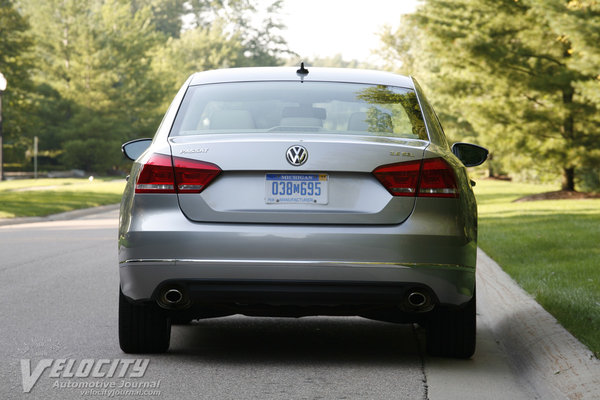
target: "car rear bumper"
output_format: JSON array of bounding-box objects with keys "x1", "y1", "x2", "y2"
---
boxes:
[
  {"x1": 120, "y1": 258, "x2": 474, "y2": 307},
  {"x1": 119, "y1": 196, "x2": 477, "y2": 309}
]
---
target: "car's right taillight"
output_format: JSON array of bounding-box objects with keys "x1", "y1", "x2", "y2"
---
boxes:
[
  {"x1": 372, "y1": 160, "x2": 422, "y2": 197},
  {"x1": 135, "y1": 153, "x2": 221, "y2": 194},
  {"x1": 418, "y1": 158, "x2": 459, "y2": 198},
  {"x1": 373, "y1": 158, "x2": 459, "y2": 198}
]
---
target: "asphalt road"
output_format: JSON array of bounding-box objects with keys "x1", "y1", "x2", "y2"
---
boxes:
[{"x1": 0, "y1": 209, "x2": 543, "y2": 399}]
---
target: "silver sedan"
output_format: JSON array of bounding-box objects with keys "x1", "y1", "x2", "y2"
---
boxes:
[{"x1": 119, "y1": 65, "x2": 488, "y2": 358}]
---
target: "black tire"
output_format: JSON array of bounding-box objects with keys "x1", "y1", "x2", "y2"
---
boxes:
[
  {"x1": 425, "y1": 292, "x2": 476, "y2": 359},
  {"x1": 171, "y1": 317, "x2": 193, "y2": 325},
  {"x1": 119, "y1": 289, "x2": 171, "y2": 353}
]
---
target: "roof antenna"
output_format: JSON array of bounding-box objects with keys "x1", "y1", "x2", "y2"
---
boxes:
[{"x1": 296, "y1": 62, "x2": 309, "y2": 82}]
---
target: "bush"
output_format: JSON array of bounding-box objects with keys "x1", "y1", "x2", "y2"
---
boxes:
[
  {"x1": 61, "y1": 139, "x2": 123, "y2": 174},
  {"x1": 577, "y1": 167, "x2": 600, "y2": 193}
]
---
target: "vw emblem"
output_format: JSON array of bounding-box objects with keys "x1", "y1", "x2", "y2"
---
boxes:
[{"x1": 286, "y1": 145, "x2": 308, "y2": 166}]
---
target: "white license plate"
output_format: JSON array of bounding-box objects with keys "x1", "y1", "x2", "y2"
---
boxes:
[{"x1": 265, "y1": 173, "x2": 329, "y2": 204}]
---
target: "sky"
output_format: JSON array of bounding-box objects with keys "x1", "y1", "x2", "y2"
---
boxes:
[{"x1": 277, "y1": 0, "x2": 419, "y2": 65}]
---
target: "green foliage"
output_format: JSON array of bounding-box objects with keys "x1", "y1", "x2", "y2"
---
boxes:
[
  {"x1": 286, "y1": 54, "x2": 375, "y2": 70},
  {"x1": 0, "y1": 0, "x2": 36, "y2": 149},
  {"x1": 132, "y1": 0, "x2": 187, "y2": 39},
  {"x1": 185, "y1": 0, "x2": 290, "y2": 65},
  {"x1": 0, "y1": 0, "x2": 33, "y2": 88},
  {"x1": 152, "y1": 21, "x2": 245, "y2": 96},
  {"x1": 151, "y1": 1, "x2": 289, "y2": 110},
  {"x1": 475, "y1": 179, "x2": 600, "y2": 357},
  {"x1": 577, "y1": 166, "x2": 600, "y2": 193},
  {"x1": 60, "y1": 138, "x2": 123, "y2": 173},
  {"x1": 15, "y1": 0, "x2": 165, "y2": 172},
  {"x1": 7, "y1": 0, "x2": 289, "y2": 174},
  {"x1": 379, "y1": 0, "x2": 600, "y2": 191},
  {"x1": 356, "y1": 86, "x2": 425, "y2": 136}
]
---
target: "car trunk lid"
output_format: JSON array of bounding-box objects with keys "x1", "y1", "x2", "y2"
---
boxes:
[{"x1": 169, "y1": 134, "x2": 428, "y2": 225}]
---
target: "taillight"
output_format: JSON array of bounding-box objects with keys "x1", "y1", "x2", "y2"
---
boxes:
[
  {"x1": 372, "y1": 160, "x2": 421, "y2": 196},
  {"x1": 419, "y1": 158, "x2": 459, "y2": 198},
  {"x1": 135, "y1": 153, "x2": 221, "y2": 194},
  {"x1": 135, "y1": 154, "x2": 176, "y2": 193},
  {"x1": 373, "y1": 158, "x2": 458, "y2": 198},
  {"x1": 172, "y1": 157, "x2": 220, "y2": 193}
]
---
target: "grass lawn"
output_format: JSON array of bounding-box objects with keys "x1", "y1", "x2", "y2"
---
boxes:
[
  {"x1": 0, "y1": 178, "x2": 126, "y2": 219},
  {"x1": 474, "y1": 179, "x2": 600, "y2": 357}
]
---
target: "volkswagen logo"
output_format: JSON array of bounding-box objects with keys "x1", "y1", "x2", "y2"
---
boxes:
[{"x1": 286, "y1": 145, "x2": 308, "y2": 166}]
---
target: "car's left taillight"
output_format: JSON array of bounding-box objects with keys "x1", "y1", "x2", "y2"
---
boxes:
[
  {"x1": 135, "y1": 153, "x2": 221, "y2": 194},
  {"x1": 172, "y1": 156, "x2": 221, "y2": 193}
]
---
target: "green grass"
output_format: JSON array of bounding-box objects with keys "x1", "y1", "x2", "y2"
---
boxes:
[
  {"x1": 474, "y1": 180, "x2": 600, "y2": 357},
  {"x1": 0, "y1": 178, "x2": 126, "y2": 218}
]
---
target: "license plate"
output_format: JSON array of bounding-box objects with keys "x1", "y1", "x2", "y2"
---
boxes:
[{"x1": 265, "y1": 173, "x2": 329, "y2": 204}]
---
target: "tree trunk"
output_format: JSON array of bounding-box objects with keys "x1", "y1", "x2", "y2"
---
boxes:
[
  {"x1": 561, "y1": 167, "x2": 575, "y2": 191},
  {"x1": 560, "y1": 86, "x2": 575, "y2": 192}
]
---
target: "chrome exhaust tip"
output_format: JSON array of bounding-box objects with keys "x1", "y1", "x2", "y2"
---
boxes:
[
  {"x1": 407, "y1": 291, "x2": 428, "y2": 308},
  {"x1": 157, "y1": 287, "x2": 188, "y2": 309},
  {"x1": 164, "y1": 289, "x2": 183, "y2": 304}
]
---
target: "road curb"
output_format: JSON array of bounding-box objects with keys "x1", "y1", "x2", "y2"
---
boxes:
[
  {"x1": 0, "y1": 204, "x2": 120, "y2": 227},
  {"x1": 477, "y1": 248, "x2": 600, "y2": 399}
]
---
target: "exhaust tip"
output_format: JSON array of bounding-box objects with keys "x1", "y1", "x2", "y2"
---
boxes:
[
  {"x1": 157, "y1": 286, "x2": 189, "y2": 309},
  {"x1": 164, "y1": 289, "x2": 183, "y2": 304},
  {"x1": 407, "y1": 291, "x2": 428, "y2": 308}
]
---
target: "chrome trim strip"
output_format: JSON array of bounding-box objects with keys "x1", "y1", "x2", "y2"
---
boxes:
[{"x1": 120, "y1": 259, "x2": 471, "y2": 269}]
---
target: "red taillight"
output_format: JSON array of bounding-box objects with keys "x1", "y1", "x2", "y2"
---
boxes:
[
  {"x1": 373, "y1": 158, "x2": 459, "y2": 198},
  {"x1": 372, "y1": 160, "x2": 421, "y2": 197},
  {"x1": 419, "y1": 158, "x2": 459, "y2": 198},
  {"x1": 135, "y1": 154, "x2": 221, "y2": 194},
  {"x1": 135, "y1": 154, "x2": 176, "y2": 193},
  {"x1": 172, "y1": 157, "x2": 221, "y2": 193}
]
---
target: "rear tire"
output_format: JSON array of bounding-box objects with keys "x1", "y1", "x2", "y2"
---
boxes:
[
  {"x1": 425, "y1": 292, "x2": 476, "y2": 359},
  {"x1": 119, "y1": 289, "x2": 171, "y2": 353},
  {"x1": 171, "y1": 317, "x2": 193, "y2": 325}
]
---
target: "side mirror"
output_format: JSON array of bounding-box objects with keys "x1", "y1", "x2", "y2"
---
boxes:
[
  {"x1": 122, "y1": 138, "x2": 152, "y2": 161},
  {"x1": 451, "y1": 142, "x2": 489, "y2": 167}
]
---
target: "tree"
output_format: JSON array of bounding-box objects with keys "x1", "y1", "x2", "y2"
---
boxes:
[
  {"x1": 20, "y1": 0, "x2": 165, "y2": 172},
  {"x1": 132, "y1": 0, "x2": 187, "y2": 39},
  {"x1": 152, "y1": 0, "x2": 291, "y2": 106},
  {"x1": 232, "y1": 0, "x2": 291, "y2": 66},
  {"x1": 379, "y1": 0, "x2": 600, "y2": 191},
  {"x1": 152, "y1": 21, "x2": 245, "y2": 98},
  {"x1": 13, "y1": 0, "x2": 291, "y2": 173},
  {"x1": 185, "y1": 0, "x2": 291, "y2": 66},
  {"x1": 286, "y1": 54, "x2": 374, "y2": 69},
  {"x1": 0, "y1": 0, "x2": 35, "y2": 168}
]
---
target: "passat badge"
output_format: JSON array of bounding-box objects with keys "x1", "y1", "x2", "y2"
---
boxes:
[{"x1": 286, "y1": 145, "x2": 308, "y2": 166}]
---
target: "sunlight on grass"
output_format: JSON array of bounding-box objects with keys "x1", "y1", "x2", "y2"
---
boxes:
[
  {"x1": 0, "y1": 178, "x2": 117, "y2": 191},
  {"x1": 0, "y1": 178, "x2": 126, "y2": 218},
  {"x1": 474, "y1": 180, "x2": 600, "y2": 357}
]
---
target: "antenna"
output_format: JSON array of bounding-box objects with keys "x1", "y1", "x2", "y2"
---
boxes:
[{"x1": 296, "y1": 62, "x2": 309, "y2": 81}]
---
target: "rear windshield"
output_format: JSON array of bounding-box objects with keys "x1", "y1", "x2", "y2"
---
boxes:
[{"x1": 170, "y1": 81, "x2": 428, "y2": 140}]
